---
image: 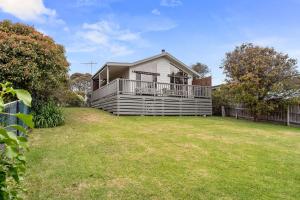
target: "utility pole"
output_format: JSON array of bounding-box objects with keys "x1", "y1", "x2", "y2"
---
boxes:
[{"x1": 81, "y1": 61, "x2": 97, "y2": 74}]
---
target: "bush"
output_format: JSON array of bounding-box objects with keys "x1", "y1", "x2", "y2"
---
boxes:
[
  {"x1": 65, "y1": 91, "x2": 85, "y2": 107},
  {"x1": 33, "y1": 101, "x2": 64, "y2": 128},
  {"x1": 0, "y1": 82, "x2": 33, "y2": 199},
  {"x1": 0, "y1": 20, "x2": 69, "y2": 128},
  {"x1": 0, "y1": 20, "x2": 69, "y2": 103},
  {"x1": 212, "y1": 86, "x2": 230, "y2": 115}
]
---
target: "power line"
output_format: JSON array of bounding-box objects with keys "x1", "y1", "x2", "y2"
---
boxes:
[{"x1": 81, "y1": 61, "x2": 98, "y2": 74}]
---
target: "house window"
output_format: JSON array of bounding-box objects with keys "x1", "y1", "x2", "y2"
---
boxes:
[
  {"x1": 169, "y1": 64, "x2": 188, "y2": 85},
  {"x1": 152, "y1": 75, "x2": 157, "y2": 88},
  {"x1": 152, "y1": 75, "x2": 157, "y2": 83},
  {"x1": 136, "y1": 73, "x2": 141, "y2": 87},
  {"x1": 136, "y1": 73, "x2": 141, "y2": 81}
]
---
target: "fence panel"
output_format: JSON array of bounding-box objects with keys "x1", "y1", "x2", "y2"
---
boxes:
[
  {"x1": 224, "y1": 105, "x2": 300, "y2": 126},
  {"x1": 0, "y1": 100, "x2": 30, "y2": 135}
]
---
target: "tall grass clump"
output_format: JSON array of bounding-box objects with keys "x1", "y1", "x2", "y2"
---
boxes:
[{"x1": 33, "y1": 101, "x2": 64, "y2": 128}]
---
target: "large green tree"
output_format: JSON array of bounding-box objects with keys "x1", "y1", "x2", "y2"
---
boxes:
[
  {"x1": 0, "y1": 20, "x2": 69, "y2": 104},
  {"x1": 70, "y1": 73, "x2": 92, "y2": 95},
  {"x1": 221, "y1": 43, "x2": 299, "y2": 120},
  {"x1": 191, "y1": 62, "x2": 210, "y2": 78}
]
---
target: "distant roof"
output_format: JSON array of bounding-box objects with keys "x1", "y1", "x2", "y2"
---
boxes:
[{"x1": 92, "y1": 51, "x2": 201, "y2": 78}]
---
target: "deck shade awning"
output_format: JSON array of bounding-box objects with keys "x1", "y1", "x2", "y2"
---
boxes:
[
  {"x1": 168, "y1": 74, "x2": 191, "y2": 79},
  {"x1": 133, "y1": 70, "x2": 160, "y2": 76}
]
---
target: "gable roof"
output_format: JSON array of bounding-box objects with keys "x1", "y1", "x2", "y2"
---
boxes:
[{"x1": 92, "y1": 51, "x2": 201, "y2": 78}]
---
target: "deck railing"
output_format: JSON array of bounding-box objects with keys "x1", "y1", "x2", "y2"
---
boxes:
[
  {"x1": 91, "y1": 79, "x2": 119, "y2": 101},
  {"x1": 91, "y1": 78, "x2": 211, "y2": 101}
]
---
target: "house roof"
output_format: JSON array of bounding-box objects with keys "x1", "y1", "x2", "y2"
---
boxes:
[{"x1": 92, "y1": 51, "x2": 201, "y2": 79}]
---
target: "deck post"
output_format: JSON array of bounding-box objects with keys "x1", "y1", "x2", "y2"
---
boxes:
[
  {"x1": 106, "y1": 66, "x2": 109, "y2": 84},
  {"x1": 162, "y1": 97, "x2": 165, "y2": 116},
  {"x1": 142, "y1": 97, "x2": 145, "y2": 116},
  {"x1": 116, "y1": 94, "x2": 119, "y2": 116},
  {"x1": 116, "y1": 78, "x2": 119, "y2": 94},
  {"x1": 98, "y1": 73, "x2": 101, "y2": 88},
  {"x1": 180, "y1": 98, "x2": 182, "y2": 116}
]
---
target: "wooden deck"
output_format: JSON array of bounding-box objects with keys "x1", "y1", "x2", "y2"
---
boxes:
[{"x1": 91, "y1": 79, "x2": 212, "y2": 116}]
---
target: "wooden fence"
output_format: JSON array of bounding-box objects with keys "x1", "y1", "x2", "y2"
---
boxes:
[{"x1": 224, "y1": 104, "x2": 300, "y2": 126}]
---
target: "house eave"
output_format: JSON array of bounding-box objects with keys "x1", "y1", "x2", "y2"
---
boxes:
[
  {"x1": 92, "y1": 51, "x2": 201, "y2": 79},
  {"x1": 92, "y1": 62, "x2": 131, "y2": 79}
]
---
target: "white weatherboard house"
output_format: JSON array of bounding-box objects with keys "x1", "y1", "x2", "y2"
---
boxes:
[{"x1": 91, "y1": 50, "x2": 212, "y2": 115}]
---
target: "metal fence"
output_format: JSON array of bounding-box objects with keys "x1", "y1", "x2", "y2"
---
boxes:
[
  {"x1": 0, "y1": 100, "x2": 30, "y2": 134},
  {"x1": 224, "y1": 104, "x2": 300, "y2": 126}
]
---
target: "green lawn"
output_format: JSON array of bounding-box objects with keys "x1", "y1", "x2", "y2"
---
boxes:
[{"x1": 24, "y1": 108, "x2": 300, "y2": 200}]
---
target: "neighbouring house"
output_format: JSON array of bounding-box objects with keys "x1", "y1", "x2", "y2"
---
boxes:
[{"x1": 91, "y1": 50, "x2": 212, "y2": 115}]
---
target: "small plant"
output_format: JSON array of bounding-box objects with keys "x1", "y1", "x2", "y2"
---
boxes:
[
  {"x1": 0, "y1": 82, "x2": 33, "y2": 199},
  {"x1": 33, "y1": 101, "x2": 64, "y2": 128}
]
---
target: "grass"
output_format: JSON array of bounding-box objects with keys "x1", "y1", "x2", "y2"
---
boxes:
[{"x1": 24, "y1": 108, "x2": 300, "y2": 200}]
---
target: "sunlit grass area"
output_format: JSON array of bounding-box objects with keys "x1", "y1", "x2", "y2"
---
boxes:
[{"x1": 24, "y1": 108, "x2": 300, "y2": 199}]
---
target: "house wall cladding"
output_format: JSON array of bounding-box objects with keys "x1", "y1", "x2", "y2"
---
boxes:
[
  {"x1": 91, "y1": 94, "x2": 212, "y2": 116},
  {"x1": 128, "y1": 57, "x2": 193, "y2": 85}
]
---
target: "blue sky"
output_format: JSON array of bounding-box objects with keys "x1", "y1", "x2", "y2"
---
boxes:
[{"x1": 0, "y1": 0, "x2": 300, "y2": 85}]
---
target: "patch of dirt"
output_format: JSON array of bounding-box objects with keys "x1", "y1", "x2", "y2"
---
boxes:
[
  {"x1": 64, "y1": 179, "x2": 104, "y2": 196},
  {"x1": 76, "y1": 113, "x2": 103, "y2": 123},
  {"x1": 106, "y1": 177, "x2": 132, "y2": 189},
  {"x1": 72, "y1": 181, "x2": 90, "y2": 191}
]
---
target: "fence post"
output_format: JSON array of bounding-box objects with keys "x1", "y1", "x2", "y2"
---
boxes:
[
  {"x1": 16, "y1": 101, "x2": 20, "y2": 136},
  {"x1": 287, "y1": 105, "x2": 290, "y2": 126},
  {"x1": 221, "y1": 106, "x2": 225, "y2": 117},
  {"x1": 235, "y1": 108, "x2": 238, "y2": 119}
]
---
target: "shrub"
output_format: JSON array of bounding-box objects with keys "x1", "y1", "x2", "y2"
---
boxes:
[
  {"x1": 212, "y1": 85, "x2": 230, "y2": 115},
  {"x1": 33, "y1": 101, "x2": 64, "y2": 128},
  {"x1": 0, "y1": 20, "x2": 69, "y2": 128},
  {"x1": 65, "y1": 91, "x2": 85, "y2": 107},
  {"x1": 0, "y1": 82, "x2": 33, "y2": 199},
  {"x1": 0, "y1": 20, "x2": 69, "y2": 103}
]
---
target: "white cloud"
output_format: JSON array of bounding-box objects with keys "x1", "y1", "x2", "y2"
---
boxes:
[
  {"x1": 75, "y1": 0, "x2": 120, "y2": 7},
  {"x1": 160, "y1": 0, "x2": 182, "y2": 7},
  {"x1": 68, "y1": 14, "x2": 178, "y2": 56},
  {"x1": 0, "y1": 0, "x2": 58, "y2": 22},
  {"x1": 82, "y1": 30, "x2": 109, "y2": 45},
  {"x1": 121, "y1": 15, "x2": 177, "y2": 32},
  {"x1": 117, "y1": 32, "x2": 140, "y2": 41},
  {"x1": 143, "y1": 18, "x2": 177, "y2": 31},
  {"x1": 82, "y1": 20, "x2": 141, "y2": 42},
  {"x1": 110, "y1": 44, "x2": 134, "y2": 56},
  {"x1": 249, "y1": 36, "x2": 288, "y2": 47},
  {"x1": 63, "y1": 27, "x2": 70, "y2": 32},
  {"x1": 71, "y1": 20, "x2": 142, "y2": 56},
  {"x1": 67, "y1": 44, "x2": 98, "y2": 53},
  {"x1": 151, "y1": 9, "x2": 161, "y2": 15},
  {"x1": 76, "y1": 0, "x2": 97, "y2": 6}
]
